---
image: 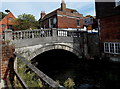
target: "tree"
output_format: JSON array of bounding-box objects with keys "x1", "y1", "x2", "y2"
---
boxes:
[
  {"x1": 13, "y1": 13, "x2": 39, "y2": 30},
  {"x1": 0, "y1": 12, "x2": 7, "y2": 20},
  {"x1": 85, "y1": 15, "x2": 93, "y2": 17}
]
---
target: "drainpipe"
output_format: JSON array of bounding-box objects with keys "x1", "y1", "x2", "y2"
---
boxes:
[
  {"x1": 83, "y1": 32, "x2": 88, "y2": 59},
  {"x1": 97, "y1": 19, "x2": 102, "y2": 58}
]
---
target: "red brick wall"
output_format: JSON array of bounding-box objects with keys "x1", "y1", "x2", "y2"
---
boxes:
[
  {"x1": 40, "y1": 10, "x2": 84, "y2": 29},
  {"x1": 57, "y1": 16, "x2": 84, "y2": 28},
  {"x1": 100, "y1": 15, "x2": 120, "y2": 42},
  {"x1": 1, "y1": 44, "x2": 15, "y2": 80}
]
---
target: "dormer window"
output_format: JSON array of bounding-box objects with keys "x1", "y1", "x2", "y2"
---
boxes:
[{"x1": 72, "y1": 11, "x2": 79, "y2": 14}]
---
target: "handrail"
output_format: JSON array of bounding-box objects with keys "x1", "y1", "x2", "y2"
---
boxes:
[{"x1": 14, "y1": 70, "x2": 29, "y2": 89}]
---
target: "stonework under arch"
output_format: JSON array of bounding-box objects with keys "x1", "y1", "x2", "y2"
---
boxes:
[{"x1": 29, "y1": 44, "x2": 82, "y2": 60}]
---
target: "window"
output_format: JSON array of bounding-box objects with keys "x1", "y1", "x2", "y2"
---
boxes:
[
  {"x1": 1, "y1": 24, "x2": 5, "y2": 28},
  {"x1": 49, "y1": 18, "x2": 56, "y2": 28},
  {"x1": 72, "y1": 11, "x2": 79, "y2": 14},
  {"x1": 115, "y1": 43, "x2": 120, "y2": 53},
  {"x1": 49, "y1": 18, "x2": 53, "y2": 28},
  {"x1": 8, "y1": 17, "x2": 13, "y2": 21},
  {"x1": 104, "y1": 43, "x2": 109, "y2": 52},
  {"x1": 77, "y1": 20, "x2": 80, "y2": 26},
  {"x1": 104, "y1": 42, "x2": 120, "y2": 54},
  {"x1": 110, "y1": 43, "x2": 114, "y2": 53}
]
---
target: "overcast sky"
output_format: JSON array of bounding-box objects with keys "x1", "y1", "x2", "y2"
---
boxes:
[{"x1": 1, "y1": 0, "x2": 96, "y2": 20}]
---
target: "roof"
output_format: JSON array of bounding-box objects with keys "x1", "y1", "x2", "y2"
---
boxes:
[
  {"x1": 0, "y1": 12, "x2": 16, "y2": 23},
  {"x1": 40, "y1": 7, "x2": 82, "y2": 21},
  {"x1": 0, "y1": 12, "x2": 16, "y2": 32}
]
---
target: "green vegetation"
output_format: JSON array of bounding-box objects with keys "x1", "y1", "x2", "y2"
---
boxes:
[
  {"x1": 15, "y1": 58, "x2": 77, "y2": 89},
  {"x1": 86, "y1": 15, "x2": 93, "y2": 17},
  {"x1": 64, "y1": 78, "x2": 75, "y2": 89},
  {"x1": 15, "y1": 58, "x2": 43, "y2": 88},
  {"x1": 13, "y1": 13, "x2": 39, "y2": 30},
  {"x1": 0, "y1": 12, "x2": 7, "y2": 20}
]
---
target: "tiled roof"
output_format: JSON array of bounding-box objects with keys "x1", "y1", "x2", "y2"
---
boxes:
[
  {"x1": 41, "y1": 8, "x2": 82, "y2": 21},
  {"x1": 0, "y1": 12, "x2": 16, "y2": 32}
]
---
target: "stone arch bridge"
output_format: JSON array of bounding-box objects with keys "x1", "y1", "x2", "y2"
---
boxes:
[
  {"x1": 2, "y1": 29, "x2": 88, "y2": 88},
  {"x1": 3, "y1": 29, "x2": 87, "y2": 60}
]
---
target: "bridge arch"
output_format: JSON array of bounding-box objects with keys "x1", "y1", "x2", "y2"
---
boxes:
[{"x1": 30, "y1": 44, "x2": 81, "y2": 60}]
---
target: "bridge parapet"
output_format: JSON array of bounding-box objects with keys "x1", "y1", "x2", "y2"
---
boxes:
[
  {"x1": 3, "y1": 29, "x2": 81, "y2": 41},
  {"x1": 2, "y1": 29, "x2": 88, "y2": 58}
]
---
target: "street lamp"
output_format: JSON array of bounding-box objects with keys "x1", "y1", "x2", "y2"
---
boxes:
[{"x1": 5, "y1": 9, "x2": 10, "y2": 29}]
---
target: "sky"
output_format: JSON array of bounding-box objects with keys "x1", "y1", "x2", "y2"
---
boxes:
[{"x1": 1, "y1": 0, "x2": 96, "y2": 20}]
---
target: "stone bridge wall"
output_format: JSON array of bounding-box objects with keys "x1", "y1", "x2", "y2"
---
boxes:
[
  {"x1": 15, "y1": 43, "x2": 82, "y2": 61},
  {"x1": 1, "y1": 29, "x2": 100, "y2": 61},
  {"x1": 2, "y1": 29, "x2": 85, "y2": 60}
]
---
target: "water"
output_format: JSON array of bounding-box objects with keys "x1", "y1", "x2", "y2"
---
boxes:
[
  {"x1": 68, "y1": 59, "x2": 120, "y2": 89},
  {"x1": 32, "y1": 50, "x2": 120, "y2": 89},
  {"x1": 45, "y1": 59, "x2": 120, "y2": 89}
]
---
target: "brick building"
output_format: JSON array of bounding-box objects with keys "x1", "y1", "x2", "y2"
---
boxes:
[
  {"x1": 39, "y1": 0, "x2": 84, "y2": 29},
  {"x1": 84, "y1": 16, "x2": 98, "y2": 32},
  {"x1": 95, "y1": 0, "x2": 120, "y2": 60},
  {"x1": 0, "y1": 11, "x2": 16, "y2": 33}
]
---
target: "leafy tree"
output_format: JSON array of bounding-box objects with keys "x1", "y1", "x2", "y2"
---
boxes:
[
  {"x1": 13, "y1": 13, "x2": 39, "y2": 30},
  {"x1": 86, "y1": 15, "x2": 93, "y2": 17},
  {"x1": 0, "y1": 12, "x2": 7, "y2": 20}
]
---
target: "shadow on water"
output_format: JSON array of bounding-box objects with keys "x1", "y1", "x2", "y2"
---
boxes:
[{"x1": 31, "y1": 49, "x2": 120, "y2": 89}]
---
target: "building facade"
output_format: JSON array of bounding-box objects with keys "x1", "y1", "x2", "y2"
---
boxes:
[
  {"x1": 95, "y1": 0, "x2": 120, "y2": 61},
  {"x1": 0, "y1": 12, "x2": 16, "y2": 33},
  {"x1": 84, "y1": 16, "x2": 98, "y2": 33},
  {"x1": 39, "y1": 0, "x2": 84, "y2": 29}
]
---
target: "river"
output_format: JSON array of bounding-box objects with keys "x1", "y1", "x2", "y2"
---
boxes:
[{"x1": 32, "y1": 49, "x2": 120, "y2": 89}]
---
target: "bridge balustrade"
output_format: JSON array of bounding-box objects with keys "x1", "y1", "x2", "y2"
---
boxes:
[
  {"x1": 12, "y1": 29, "x2": 52, "y2": 40},
  {"x1": 2, "y1": 29, "x2": 82, "y2": 41},
  {"x1": 57, "y1": 30, "x2": 81, "y2": 37}
]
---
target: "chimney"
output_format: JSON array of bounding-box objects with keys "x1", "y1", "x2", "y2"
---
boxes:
[
  {"x1": 61, "y1": 0, "x2": 66, "y2": 11},
  {"x1": 41, "y1": 11, "x2": 46, "y2": 19}
]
